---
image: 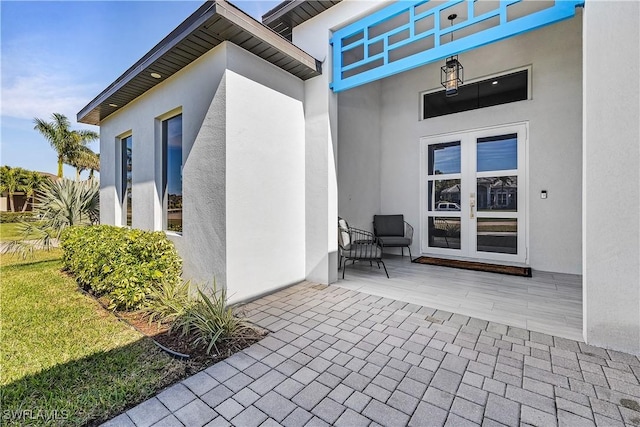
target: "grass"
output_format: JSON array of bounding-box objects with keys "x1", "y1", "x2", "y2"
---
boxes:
[
  {"x1": 0, "y1": 222, "x2": 41, "y2": 241},
  {"x1": 0, "y1": 250, "x2": 188, "y2": 426}
]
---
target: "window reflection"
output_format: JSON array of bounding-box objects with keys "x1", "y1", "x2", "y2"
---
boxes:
[
  {"x1": 428, "y1": 217, "x2": 461, "y2": 249},
  {"x1": 122, "y1": 135, "x2": 132, "y2": 227},
  {"x1": 477, "y1": 134, "x2": 517, "y2": 172},
  {"x1": 477, "y1": 218, "x2": 517, "y2": 254},
  {"x1": 163, "y1": 115, "x2": 182, "y2": 232},
  {"x1": 477, "y1": 176, "x2": 517, "y2": 211},
  {"x1": 428, "y1": 179, "x2": 461, "y2": 211},
  {"x1": 428, "y1": 142, "x2": 460, "y2": 175}
]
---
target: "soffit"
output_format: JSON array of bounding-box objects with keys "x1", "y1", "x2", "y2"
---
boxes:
[
  {"x1": 262, "y1": 0, "x2": 342, "y2": 40},
  {"x1": 78, "y1": 0, "x2": 321, "y2": 126}
]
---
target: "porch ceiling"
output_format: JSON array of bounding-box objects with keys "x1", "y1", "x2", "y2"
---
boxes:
[{"x1": 77, "y1": 0, "x2": 321, "y2": 126}]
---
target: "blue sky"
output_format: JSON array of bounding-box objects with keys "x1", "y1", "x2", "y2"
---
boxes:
[{"x1": 0, "y1": 0, "x2": 280, "y2": 178}]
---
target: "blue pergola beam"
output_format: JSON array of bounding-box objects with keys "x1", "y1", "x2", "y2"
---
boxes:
[{"x1": 330, "y1": 0, "x2": 584, "y2": 92}]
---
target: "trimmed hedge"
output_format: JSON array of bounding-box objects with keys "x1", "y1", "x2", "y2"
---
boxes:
[
  {"x1": 60, "y1": 225, "x2": 182, "y2": 311},
  {"x1": 0, "y1": 212, "x2": 37, "y2": 223}
]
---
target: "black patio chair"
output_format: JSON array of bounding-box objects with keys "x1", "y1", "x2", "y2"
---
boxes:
[
  {"x1": 338, "y1": 217, "x2": 389, "y2": 279},
  {"x1": 373, "y1": 214, "x2": 414, "y2": 259}
]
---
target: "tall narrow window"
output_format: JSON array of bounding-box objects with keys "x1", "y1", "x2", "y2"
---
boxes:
[
  {"x1": 163, "y1": 114, "x2": 182, "y2": 232},
  {"x1": 122, "y1": 135, "x2": 133, "y2": 226}
]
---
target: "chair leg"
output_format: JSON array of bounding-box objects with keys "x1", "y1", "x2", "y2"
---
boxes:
[
  {"x1": 342, "y1": 260, "x2": 347, "y2": 279},
  {"x1": 408, "y1": 246, "x2": 412, "y2": 261},
  {"x1": 401, "y1": 247, "x2": 404, "y2": 257},
  {"x1": 380, "y1": 260, "x2": 389, "y2": 278}
]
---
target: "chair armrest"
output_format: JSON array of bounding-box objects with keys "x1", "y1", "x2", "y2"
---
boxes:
[{"x1": 404, "y1": 221, "x2": 414, "y2": 243}]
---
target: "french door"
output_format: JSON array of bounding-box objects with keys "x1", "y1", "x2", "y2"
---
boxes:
[{"x1": 420, "y1": 123, "x2": 528, "y2": 263}]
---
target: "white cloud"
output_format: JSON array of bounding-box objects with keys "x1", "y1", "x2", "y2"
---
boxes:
[
  {"x1": 1, "y1": 33, "x2": 100, "y2": 126},
  {"x1": 1, "y1": 72, "x2": 99, "y2": 125}
]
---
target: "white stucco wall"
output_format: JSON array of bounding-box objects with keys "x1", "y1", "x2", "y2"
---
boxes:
[
  {"x1": 224, "y1": 45, "x2": 306, "y2": 304},
  {"x1": 583, "y1": 1, "x2": 640, "y2": 355},
  {"x1": 337, "y1": 81, "x2": 382, "y2": 231},
  {"x1": 99, "y1": 42, "x2": 306, "y2": 302},
  {"x1": 294, "y1": 1, "x2": 388, "y2": 284}
]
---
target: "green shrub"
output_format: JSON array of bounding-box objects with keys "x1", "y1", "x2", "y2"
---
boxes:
[
  {"x1": 0, "y1": 212, "x2": 37, "y2": 223},
  {"x1": 173, "y1": 282, "x2": 252, "y2": 355},
  {"x1": 60, "y1": 225, "x2": 182, "y2": 310}
]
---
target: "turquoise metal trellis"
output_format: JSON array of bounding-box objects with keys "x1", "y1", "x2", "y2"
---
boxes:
[{"x1": 330, "y1": 0, "x2": 584, "y2": 93}]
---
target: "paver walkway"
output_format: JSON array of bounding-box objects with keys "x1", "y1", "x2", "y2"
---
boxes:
[{"x1": 105, "y1": 282, "x2": 640, "y2": 427}]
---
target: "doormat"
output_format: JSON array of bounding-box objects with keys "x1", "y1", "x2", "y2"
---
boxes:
[{"x1": 412, "y1": 256, "x2": 532, "y2": 277}]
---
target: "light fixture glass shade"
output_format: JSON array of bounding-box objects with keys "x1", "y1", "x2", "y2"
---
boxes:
[{"x1": 441, "y1": 55, "x2": 463, "y2": 97}]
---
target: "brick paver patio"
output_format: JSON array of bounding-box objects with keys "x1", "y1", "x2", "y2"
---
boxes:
[{"x1": 104, "y1": 282, "x2": 640, "y2": 427}]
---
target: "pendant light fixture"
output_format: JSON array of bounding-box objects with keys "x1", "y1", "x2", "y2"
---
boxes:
[{"x1": 441, "y1": 13, "x2": 464, "y2": 97}]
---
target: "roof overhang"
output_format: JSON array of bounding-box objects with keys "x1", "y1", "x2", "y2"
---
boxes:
[
  {"x1": 78, "y1": 0, "x2": 321, "y2": 126},
  {"x1": 262, "y1": 0, "x2": 342, "y2": 40}
]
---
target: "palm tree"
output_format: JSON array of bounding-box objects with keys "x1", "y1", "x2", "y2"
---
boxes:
[
  {"x1": 0, "y1": 166, "x2": 24, "y2": 212},
  {"x1": 69, "y1": 146, "x2": 100, "y2": 181},
  {"x1": 33, "y1": 113, "x2": 99, "y2": 178},
  {"x1": 21, "y1": 171, "x2": 45, "y2": 212}
]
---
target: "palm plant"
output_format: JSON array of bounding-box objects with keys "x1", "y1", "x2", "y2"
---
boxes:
[
  {"x1": 5, "y1": 179, "x2": 99, "y2": 255},
  {"x1": 33, "y1": 113, "x2": 99, "y2": 178}
]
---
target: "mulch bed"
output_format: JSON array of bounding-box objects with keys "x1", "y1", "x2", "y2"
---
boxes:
[
  {"x1": 75, "y1": 281, "x2": 268, "y2": 372},
  {"x1": 118, "y1": 311, "x2": 267, "y2": 367}
]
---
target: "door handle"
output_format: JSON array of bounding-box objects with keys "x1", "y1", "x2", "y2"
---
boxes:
[{"x1": 470, "y1": 193, "x2": 476, "y2": 219}]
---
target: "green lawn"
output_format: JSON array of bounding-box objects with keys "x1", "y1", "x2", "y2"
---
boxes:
[
  {"x1": 0, "y1": 222, "x2": 41, "y2": 241},
  {"x1": 0, "y1": 250, "x2": 187, "y2": 426}
]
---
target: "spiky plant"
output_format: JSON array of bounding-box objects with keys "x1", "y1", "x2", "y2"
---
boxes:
[
  {"x1": 5, "y1": 178, "x2": 99, "y2": 256},
  {"x1": 172, "y1": 281, "x2": 254, "y2": 355}
]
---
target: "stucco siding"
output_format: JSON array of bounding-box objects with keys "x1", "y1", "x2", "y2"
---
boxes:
[
  {"x1": 337, "y1": 81, "x2": 382, "y2": 231},
  {"x1": 99, "y1": 42, "x2": 306, "y2": 301},
  {"x1": 225, "y1": 45, "x2": 306, "y2": 304},
  {"x1": 583, "y1": 1, "x2": 640, "y2": 354}
]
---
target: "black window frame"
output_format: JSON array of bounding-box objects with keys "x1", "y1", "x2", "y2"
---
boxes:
[
  {"x1": 162, "y1": 114, "x2": 183, "y2": 233},
  {"x1": 423, "y1": 69, "x2": 529, "y2": 119},
  {"x1": 121, "y1": 134, "x2": 133, "y2": 227}
]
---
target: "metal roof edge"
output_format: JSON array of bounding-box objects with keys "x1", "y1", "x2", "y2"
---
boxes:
[{"x1": 77, "y1": 0, "x2": 320, "y2": 125}]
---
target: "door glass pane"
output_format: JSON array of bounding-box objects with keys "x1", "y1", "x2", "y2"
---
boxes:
[
  {"x1": 477, "y1": 218, "x2": 517, "y2": 254},
  {"x1": 476, "y1": 176, "x2": 517, "y2": 211},
  {"x1": 428, "y1": 217, "x2": 461, "y2": 249},
  {"x1": 428, "y1": 142, "x2": 461, "y2": 175},
  {"x1": 428, "y1": 179, "x2": 461, "y2": 211},
  {"x1": 477, "y1": 133, "x2": 517, "y2": 172}
]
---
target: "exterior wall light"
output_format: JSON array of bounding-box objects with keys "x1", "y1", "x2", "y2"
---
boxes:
[
  {"x1": 150, "y1": 72, "x2": 162, "y2": 79},
  {"x1": 441, "y1": 14, "x2": 463, "y2": 97}
]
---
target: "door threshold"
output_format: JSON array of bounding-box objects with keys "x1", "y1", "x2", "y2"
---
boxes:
[{"x1": 412, "y1": 255, "x2": 532, "y2": 277}]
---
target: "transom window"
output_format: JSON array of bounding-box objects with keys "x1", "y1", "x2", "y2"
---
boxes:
[{"x1": 423, "y1": 69, "x2": 529, "y2": 119}]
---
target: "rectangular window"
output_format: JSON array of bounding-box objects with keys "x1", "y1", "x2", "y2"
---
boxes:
[
  {"x1": 121, "y1": 135, "x2": 133, "y2": 226},
  {"x1": 163, "y1": 114, "x2": 182, "y2": 232},
  {"x1": 423, "y1": 69, "x2": 529, "y2": 119}
]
